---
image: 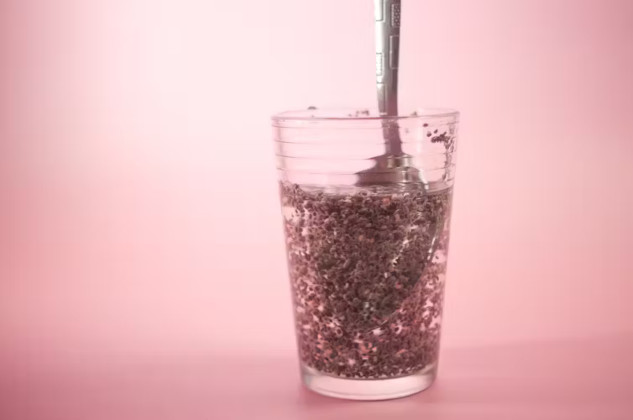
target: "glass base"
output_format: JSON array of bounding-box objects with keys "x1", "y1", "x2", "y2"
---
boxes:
[{"x1": 301, "y1": 364, "x2": 437, "y2": 401}]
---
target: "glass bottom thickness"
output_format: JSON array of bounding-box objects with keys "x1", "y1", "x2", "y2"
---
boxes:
[{"x1": 301, "y1": 363, "x2": 437, "y2": 401}]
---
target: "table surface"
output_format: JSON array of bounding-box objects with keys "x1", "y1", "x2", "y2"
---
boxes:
[{"x1": 2, "y1": 335, "x2": 632, "y2": 420}]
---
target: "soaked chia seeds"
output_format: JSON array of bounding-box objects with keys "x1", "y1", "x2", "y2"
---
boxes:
[{"x1": 280, "y1": 181, "x2": 452, "y2": 379}]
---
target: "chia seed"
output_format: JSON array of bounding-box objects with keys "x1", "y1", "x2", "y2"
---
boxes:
[{"x1": 280, "y1": 181, "x2": 452, "y2": 379}]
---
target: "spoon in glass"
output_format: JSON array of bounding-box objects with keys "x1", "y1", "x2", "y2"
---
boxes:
[{"x1": 356, "y1": 0, "x2": 422, "y2": 186}]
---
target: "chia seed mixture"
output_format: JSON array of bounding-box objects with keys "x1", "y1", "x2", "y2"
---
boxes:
[{"x1": 280, "y1": 181, "x2": 452, "y2": 379}]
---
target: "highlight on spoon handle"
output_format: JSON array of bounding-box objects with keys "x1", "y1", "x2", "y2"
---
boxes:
[{"x1": 375, "y1": 0, "x2": 401, "y2": 117}]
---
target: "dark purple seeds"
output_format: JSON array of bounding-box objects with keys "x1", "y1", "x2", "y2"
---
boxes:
[{"x1": 280, "y1": 181, "x2": 452, "y2": 379}]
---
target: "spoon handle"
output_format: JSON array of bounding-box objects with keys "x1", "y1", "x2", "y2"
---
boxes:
[{"x1": 375, "y1": 0, "x2": 401, "y2": 117}]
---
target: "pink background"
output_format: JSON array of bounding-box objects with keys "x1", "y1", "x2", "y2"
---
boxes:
[{"x1": 1, "y1": 0, "x2": 632, "y2": 418}]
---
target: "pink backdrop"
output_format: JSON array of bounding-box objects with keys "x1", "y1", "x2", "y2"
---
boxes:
[{"x1": 1, "y1": 0, "x2": 632, "y2": 418}]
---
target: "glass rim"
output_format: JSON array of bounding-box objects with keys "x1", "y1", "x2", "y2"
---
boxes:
[{"x1": 271, "y1": 107, "x2": 459, "y2": 123}]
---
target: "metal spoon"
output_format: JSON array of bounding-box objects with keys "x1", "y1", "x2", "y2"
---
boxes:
[
  {"x1": 356, "y1": 0, "x2": 422, "y2": 186},
  {"x1": 355, "y1": 1, "x2": 444, "y2": 333}
]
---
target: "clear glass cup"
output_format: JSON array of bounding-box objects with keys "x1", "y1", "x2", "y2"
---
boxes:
[{"x1": 272, "y1": 108, "x2": 459, "y2": 400}]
